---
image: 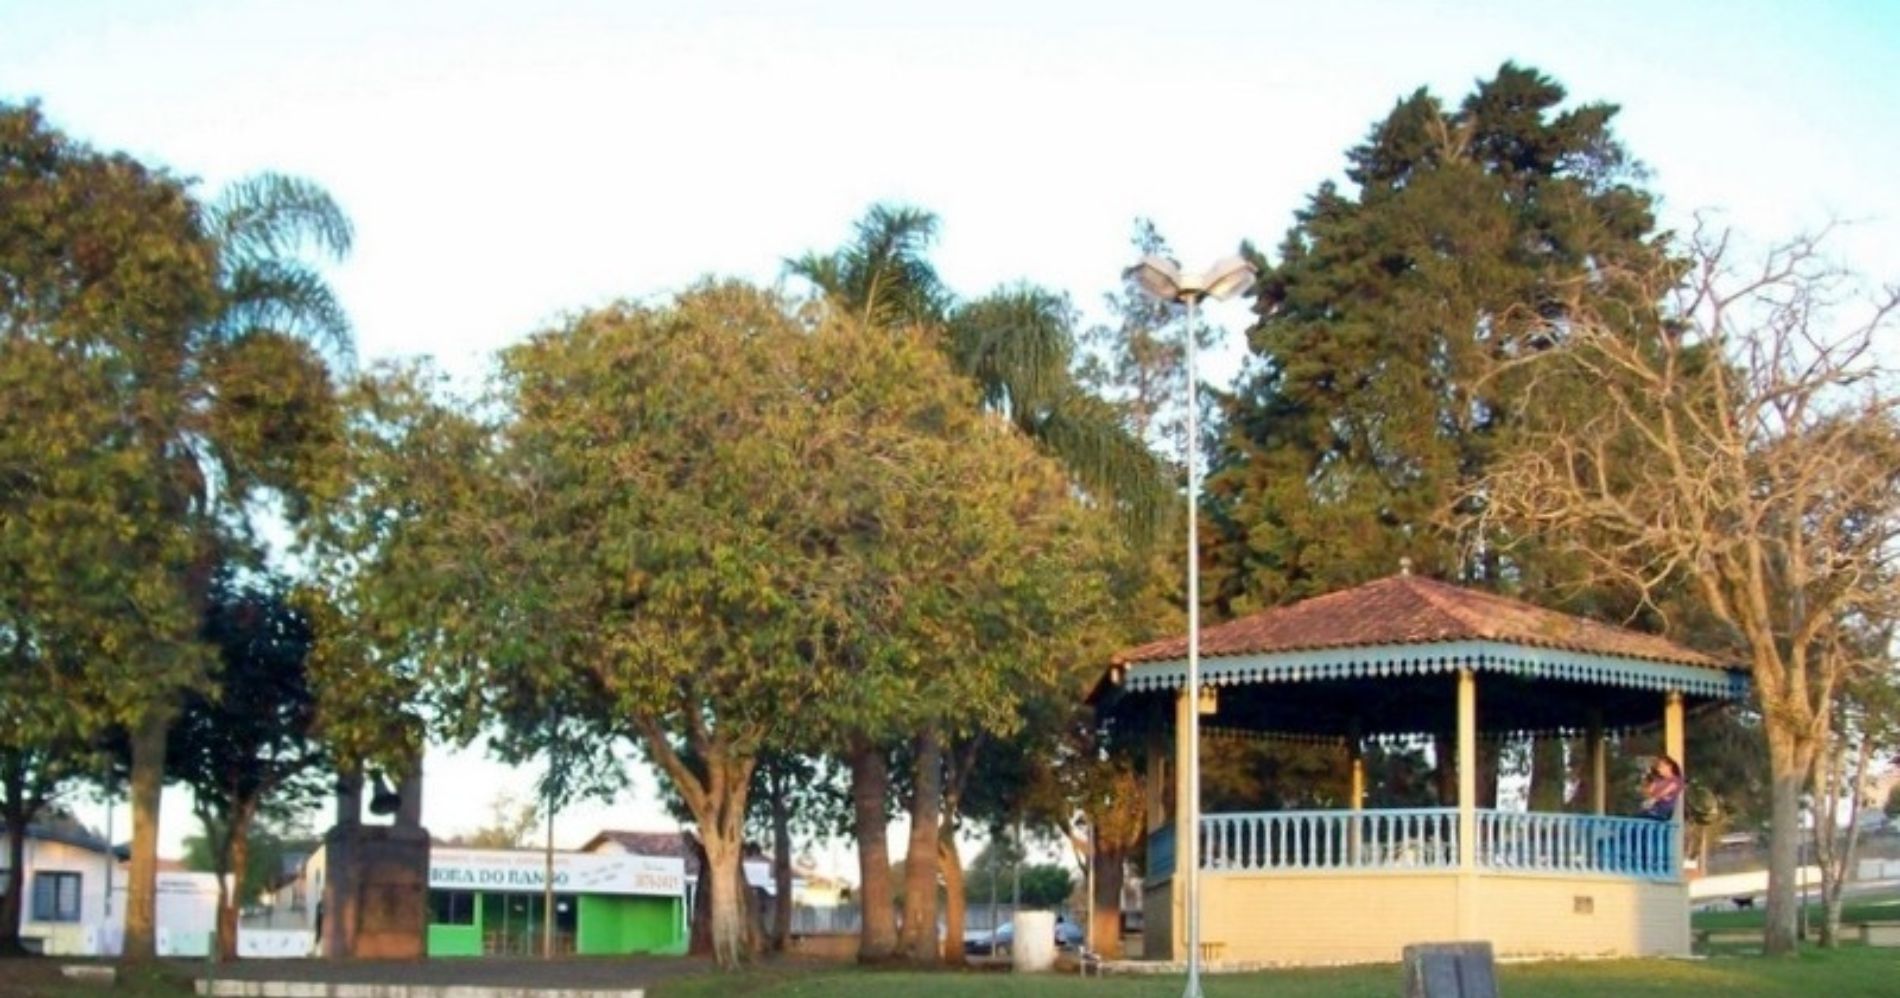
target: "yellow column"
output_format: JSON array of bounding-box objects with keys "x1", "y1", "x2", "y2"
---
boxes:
[
  {"x1": 1458, "y1": 669, "x2": 1477, "y2": 868},
  {"x1": 1350, "y1": 744, "x2": 1366, "y2": 812},
  {"x1": 1174, "y1": 686, "x2": 1197, "y2": 960},
  {"x1": 1456, "y1": 669, "x2": 1478, "y2": 937},
  {"x1": 1664, "y1": 691, "x2": 1685, "y2": 803},
  {"x1": 1348, "y1": 728, "x2": 1366, "y2": 864},
  {"x1": 1587, "y1": 707, "x2": 1607, "y2": 816},
  {"x1": 1665, "y1": 689, "x2": 1687, "y2": 881}
]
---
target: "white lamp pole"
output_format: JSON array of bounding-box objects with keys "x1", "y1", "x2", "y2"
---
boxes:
[{"x1": 1126, "y1": 254, "x2": 1255, "y2": 998}]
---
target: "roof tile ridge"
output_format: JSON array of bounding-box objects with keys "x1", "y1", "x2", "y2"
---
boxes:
[{"x1": 1399, "y1": 575, "x2": 1498, "y2": 639}]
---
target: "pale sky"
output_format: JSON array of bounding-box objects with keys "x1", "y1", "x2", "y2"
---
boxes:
[{"x1": 6, "y1": 0, "x2": 1897, "y2": 867}]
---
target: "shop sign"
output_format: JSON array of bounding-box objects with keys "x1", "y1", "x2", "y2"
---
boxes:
[{"x1": 428, "y1": 848, "x2": 685, "y2": 896}]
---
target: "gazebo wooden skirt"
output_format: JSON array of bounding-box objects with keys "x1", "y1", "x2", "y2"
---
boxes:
[{"x1": 1141, "y1": 867, "x2": 1690, "y2": 965}]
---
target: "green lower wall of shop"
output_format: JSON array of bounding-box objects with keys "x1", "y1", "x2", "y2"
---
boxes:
[
  {"x1": 577, "y1": 894, "x2": 686, "y2": 955},
  {"x1": 426, "y1": 922, "x2": 483, "y2": 957},
  {"x1": 426, "y1": 891, "x2": 683, "y2": 957}
]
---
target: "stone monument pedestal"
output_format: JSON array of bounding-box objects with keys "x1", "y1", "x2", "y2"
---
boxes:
[
  {"x1": 320, "y1": 767, "x2": 430, "y2": 959},
  {"x1": 322, "y1": 823, "x2": 430, "y2": 959}
]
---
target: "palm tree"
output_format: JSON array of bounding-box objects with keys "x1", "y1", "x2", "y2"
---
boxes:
[
  {"x1": 121, "y1": 171, "x2": 353, "y2": 962},
  {"x1": 786, "y1": 204, "x2": 948, "y2": 331},
  {"x1": 206, "y1": 173, "x2": 354, "y2": 353},
  {"x1": 790, "y1": 206, "x2": 1168, "y2": 534}
]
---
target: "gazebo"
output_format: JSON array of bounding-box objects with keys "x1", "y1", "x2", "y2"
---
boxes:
[{"x1": 1094, "y1": 572, "x2": 1749, "y2": 965}]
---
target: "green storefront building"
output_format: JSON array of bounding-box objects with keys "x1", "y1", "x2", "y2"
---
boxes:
[{"x1": 425, "y1": 846, "x2": 687, "y2": 957}]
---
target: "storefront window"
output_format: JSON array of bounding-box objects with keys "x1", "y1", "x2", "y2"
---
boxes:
[{"x1": 430, "y1": 890, "x2": 476, "y2": 925}]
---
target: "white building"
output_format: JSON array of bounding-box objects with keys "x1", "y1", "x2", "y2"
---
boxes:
[
  {"x1": 2, "y1": 815, "x2": 234, "y2": 957},
  {"x1": 1, "y1": 815, "x2": 123, "y2": 955}
]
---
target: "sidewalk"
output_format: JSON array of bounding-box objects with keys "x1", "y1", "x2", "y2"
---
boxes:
[{"x1": 189, "y1": 956, "x2": 713, "y2": 992}]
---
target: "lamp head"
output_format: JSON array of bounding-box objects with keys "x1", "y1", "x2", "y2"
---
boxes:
[
  {"x1": 1126, "y1": 254, "x2": 1257, "y2": 304},
  {"x1": 1197, "y1": 254, "x2": 1257, "y2": 302},
  {"x1": 1126, "y1": 255, "x2": 1185, "y2": 302}
]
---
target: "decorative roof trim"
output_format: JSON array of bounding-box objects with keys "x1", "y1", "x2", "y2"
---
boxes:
[
  {"x1": 1119, "y1": 639, "x2": 1748, "y2": 700},
  {"x1": 1195, "y1": 724, "x2": 1653, "y2": 745}
]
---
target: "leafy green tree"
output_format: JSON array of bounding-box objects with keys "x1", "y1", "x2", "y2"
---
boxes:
[
  {"x1": 2, "y1": 102, "x2": 352, "y2": 962},
  {"x1": 164, "y1": 570, "x2": 329, "y2": 960},
  {"x1": 791, "y1": 206, "x2": 1161, "y2": 962},
  {"x1": 1016, "y1": 863, "x2": 1078, "y2": 910},
  {"x1": 791, "y1": 205, "x2": 1170, "y2": 538},
  {"x1": 306, "y1": 283, "x2": 1117, "y2": 968},
  {"x1": 963, "y1": 846, "x2": 1074, "y2": 910},
  {"x1": 1, "y1": 102, "x2": 223, "y2": 960},
  {"x1": 0, "y1": 333, "x2": 157, "y2": 953},
  {"x1": 1205, "y1": 63, "x2": 1666, "y2": 614},
  {"x1": 750, "y1": 751, "x2": 842, "y2": 952}
]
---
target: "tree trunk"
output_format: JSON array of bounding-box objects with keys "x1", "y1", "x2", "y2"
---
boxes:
[
  {"x1": 215, "y1": 801, "x2": 257, "y2": 963},
  {"x1": 701, "y1": 832, "x2": 749, "y2": 969},
  {"x1": 1091, "y1": 845, "x2": 1127, "y2": 959},
  {"x1": 0, "y1": 796, "x2": 29, "y2": 956},
  {"x1": 687, "y1": 835, "x2": 712, "y2": 956},
  {"x1": 1528, "y1": 738, "x2": 1566, "y2": 812},
  {"x1": 1762, "y1": 723, "x2": 1813, "y2": 956},
  {"x1": 899, "y1": 731, "x2": 942, "y2": 963},
  {"x1": 123, "y1": 707, "x2": 172, "y2": 963},
  {"x1": 938, "y1": 834, "x2": 965, "y2": 965},
  {"x1": 1818, "y1": 736, "x2": 1872, "y2": 948},
  {"x1": 848, "y1": 744, "x2": 897, "y2": 963},
  {"x1": 769, "y1": 773, "x2": 792, "y2": 953}
]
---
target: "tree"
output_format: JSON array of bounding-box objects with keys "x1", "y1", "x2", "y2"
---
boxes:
[
  {"x1": 307, "y1": 283, "x2": 1117, "y2": 968},
  {"x1": 1, "y1": 102, "x2": 222, "y2": 959},
  {"x1": 748, "y1": 751, "x2": 842, "y2": 953},
  {"x1": 164, "y1": 570, "x2": 329, "y2": 960},
  {"x1": 1078, "y1": 218, "x2": 1218, "y2": 466},
  {"x1": 0, "y1": 329, "x2": 166, "y2": 953},
  {"x1": 1205, "y1": 63, "x2": 1666, "y2": 613},
  {"x1": 455, "y1": 792, "x2": 541, "y2": 849},
  {"x1": 1, "y1": 103, "x2": 354, "y2": 962},
  {"x1": 1479, "y1": 224, "x2": 1900, "y2": 955},
  {"x1": 181, "y1": 811, "x2": 307, "y2": 916},
  {"x1": 1810, "y1": 641, "x2": 1897, "y2": 946},
  {"x1": 791, "y1": 206, "x2": 1162, "y2": 963}
]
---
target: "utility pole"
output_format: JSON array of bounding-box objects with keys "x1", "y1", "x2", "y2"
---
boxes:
[{"x1": 543, "y1": 767, "x2": 556, "y2": 959}]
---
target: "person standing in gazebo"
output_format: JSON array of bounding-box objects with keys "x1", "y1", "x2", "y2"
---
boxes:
[{"x1": 1638, "y1": 756, "x2": 1684, "y2": 821}]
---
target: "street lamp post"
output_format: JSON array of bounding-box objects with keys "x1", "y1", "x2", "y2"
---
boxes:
[{"x1": 1126, "y1": 254, "x2": 1255, "y2": 998}]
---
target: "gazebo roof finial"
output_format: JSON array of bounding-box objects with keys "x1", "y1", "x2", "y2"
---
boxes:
[{"x1": 1400, "y1": 556, "x2": 1413, "y2": 577}]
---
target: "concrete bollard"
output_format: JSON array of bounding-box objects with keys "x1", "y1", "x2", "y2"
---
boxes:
[
  {"x1": 1012, "y1": 911, "x2": 1057, "y2": 972},
  {"x1": 1402, "y1": 941, "x2": 1498, "y2": 998}
]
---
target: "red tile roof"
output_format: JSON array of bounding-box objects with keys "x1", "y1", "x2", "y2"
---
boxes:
[{"x1": 1115, "y1": 574, "x2": 1723, "y2": 669}]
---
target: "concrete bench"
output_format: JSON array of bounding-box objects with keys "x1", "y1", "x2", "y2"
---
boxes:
[
  {"x1": 1854, "y1": 921, "x2": 1900, "y2": 947},
  {"x1": 1692, "y1": 928, "x2": 1759, "y2": 950}
]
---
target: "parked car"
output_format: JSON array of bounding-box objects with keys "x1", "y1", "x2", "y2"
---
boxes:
[{"x1": 961, "y1": 916, "x2": 1084, "y2": 956}]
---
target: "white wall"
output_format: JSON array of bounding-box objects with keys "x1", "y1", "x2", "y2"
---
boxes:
[{"x1": 6, "y1": 837, "x2": 123, "y2": 953}]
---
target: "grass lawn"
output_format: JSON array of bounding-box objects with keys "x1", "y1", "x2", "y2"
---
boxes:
[
  {"x1": 649, "y1": 948, "x2": 1900, "y2": 998},
  {"x1": 5, "y1": 949, "x2": 1896, "y2": 998}
]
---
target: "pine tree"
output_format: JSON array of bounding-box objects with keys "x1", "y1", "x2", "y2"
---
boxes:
[{"x1": 1205, "y1": 63, "x2": 1667, "y2": 614}]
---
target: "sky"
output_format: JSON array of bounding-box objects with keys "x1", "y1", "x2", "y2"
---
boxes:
[{"x1": 5, "y1": 0, "x2": 1898, "y2": 870}]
